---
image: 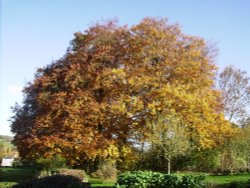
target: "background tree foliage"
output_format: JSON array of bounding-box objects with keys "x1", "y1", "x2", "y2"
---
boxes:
[
  {"x1": 11, "y1": 18, "x2": 234, "y2": 167},
  {"x1": 218, "y1": 65, "x2": 250, "y2": 122},
  {"x1": 217, "y1": 120, "x2": 250, "y2": 174},
  {"x1": 214, "y1": 66, "x2": 250, "y2": 174},
  {"x1": 0, "y1": 135, "x2": 16, "y2": 159}
]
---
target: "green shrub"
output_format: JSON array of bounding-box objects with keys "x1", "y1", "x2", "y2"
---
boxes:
[
  {"x1": 147, "y1": 172, "x2": 164, "y2": 187},
  {"x1": 12, "y1": 174, "x2": 90, "y2": 188},
  {"x1": 12, "y1": 158, "x2": 34, "y2": 168},
  {"x1": 12, "y1": 158, "x2": 24, "y2": 167},
  {"x1": 116, "y1": 171, "x2": 163, "y2": 188},
  {"x1": 179, "y1": 175, "x2": 205, "y2": 188},
  {"x1": 35, "y1": 155, "x2": 67, "y2": 177},
  {"x1": 160, "y1": 174, "x2": 180, "y2": 188},
  {"x1": 35, "y1": 155, "x2": 67, "y2": 171},
  {"x1": 116, "y1": 171, "x2": 205, "y2": 188}
]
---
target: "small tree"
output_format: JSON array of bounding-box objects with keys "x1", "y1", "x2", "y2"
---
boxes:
[
  {"x1": 35, "y1": 155, "x2": 67, "y2": 176},
  {"x1": 91, "y1": 160, "x2": 118, "y2": 181},
  {"x1": 147, "y1": 114, "x2": 190, "y2": 174},
  {"x1": 0, "y1": 138, "x2": 16, "y2": 159}
]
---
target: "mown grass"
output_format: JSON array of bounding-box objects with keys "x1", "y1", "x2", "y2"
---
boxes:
[
  {"x1": 176, "y1": 171, "x2": 250, "y2": 187},
  {"x1": 206, "y1": 173, "x2": 250, "y2": 187},
  {"x1": 206, "y1": 173, "x2": 250, "y2": 184},
  {"x1": 89, "y1": 177, "x2": 115, "y2": 187}
]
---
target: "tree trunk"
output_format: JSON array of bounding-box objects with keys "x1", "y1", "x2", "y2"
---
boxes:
[
  {"x1": 167, "y1": 155, "x2": 171, "y2": 174},
  {"x1": 247, "y1": 157, "x2": 250, "y2": 172},
  {"x1": 138, "y1": 142, "x2": 145, "y2": 169}
]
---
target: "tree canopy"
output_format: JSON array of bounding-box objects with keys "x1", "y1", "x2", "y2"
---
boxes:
[
  {"x1": 218, "y1": 65, "x2": 250, "y2": 122},
  {"x1": 11, "y1": 18, "x2": 234, "y2": 166}
]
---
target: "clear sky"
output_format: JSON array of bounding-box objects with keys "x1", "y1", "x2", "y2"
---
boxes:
[{"x1": 1, "y1": 0, "x2": 250, "y2": 136}]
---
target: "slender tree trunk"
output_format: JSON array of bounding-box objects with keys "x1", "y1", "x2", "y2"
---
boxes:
[
  {"x1": 247, "y1": 157, "x2": 250, "y2": 172},
  {"x1": 86, "y1": 162, "x2": 90, "y2": 174},
  {"x1": 167, "y1": 155, "x2": 171, "y2": 175},
  {"x1": 229, "y1": 112, "x2": 234, "y2": 122},
  {"x1": 138, "y1": 142, "x2": 145, "y2": 169}
]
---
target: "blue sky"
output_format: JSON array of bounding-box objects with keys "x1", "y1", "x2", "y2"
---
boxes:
[{"x1": 1, "y1": 0, "x2": 250, "y2": 136}]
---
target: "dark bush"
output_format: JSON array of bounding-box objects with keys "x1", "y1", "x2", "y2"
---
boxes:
[{"x1": 12, "y1": 174, "x2": 90, "y2": 188}]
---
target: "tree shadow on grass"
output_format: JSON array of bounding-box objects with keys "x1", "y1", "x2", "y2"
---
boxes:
[
  {"x1": 0, "y1": 168, "x2": 37, "y2": 183},
  {"x1": 207, "y1": 181, "x2": 250, "y2": 188}
]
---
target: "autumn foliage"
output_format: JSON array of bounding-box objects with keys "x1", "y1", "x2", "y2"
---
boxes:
[{"x1": 11, "y1": 18, "x2": 234, "y2": 166}]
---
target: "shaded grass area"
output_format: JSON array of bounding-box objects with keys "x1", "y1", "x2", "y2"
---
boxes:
[
  {"x1": 0, "y1": 167, "x2": 37, "y2": 182},
  {"x1": 0, "y1": 167, "x2": 36, "y2": 187}
]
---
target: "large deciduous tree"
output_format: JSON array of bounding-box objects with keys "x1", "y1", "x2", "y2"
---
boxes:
[
  {"x1": 11, "y1": 18, "x2": 233, "y2": 166},
  {"x1": 218, "y1": 65, "x2": 250, "y2": 122}
]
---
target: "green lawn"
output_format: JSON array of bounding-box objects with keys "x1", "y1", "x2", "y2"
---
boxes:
[
  {"x1": 176, "y1": 171, "x2": 250, "y2": 187},
  {"x1": 89, "y1": 177, "x2": 115, "y2": 187},
  {"x1": 206, "y1": 173, "x2": 250, "y2": 187}
]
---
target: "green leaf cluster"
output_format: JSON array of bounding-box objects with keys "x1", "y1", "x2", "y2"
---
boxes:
[{"x1": 116, "y1": 171, "x2": 205, "y2": 188}]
